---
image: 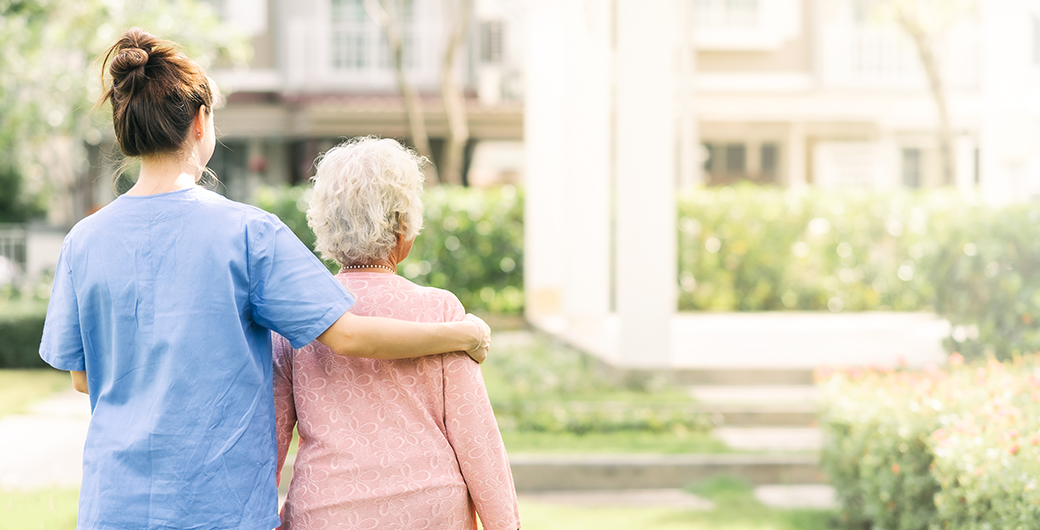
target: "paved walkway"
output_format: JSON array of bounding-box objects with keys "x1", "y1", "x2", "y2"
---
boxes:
[
  {"x1": 0, "y1": 386, "x2": 835, "y2": 510},
  {"x1": 0, "y1": 389, "x2": 90, "y2": 491}
]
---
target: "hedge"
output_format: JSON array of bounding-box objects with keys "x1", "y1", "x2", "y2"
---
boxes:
[
  {"x1": 257, "y1": 182, "x2": 1040, "y2": 360},
  {"x1": 819, "y1": 355, "x2": 1040, "y2": 529},
  {"x1": 0, "y1": 300, "x2": 49, "y2": 368},
  {"x1": 679, "y1": 186, "x2": 1040, "y2": 361},
  {"x1": 255, "y1": 184, "x2": 524, "y2": 315}
]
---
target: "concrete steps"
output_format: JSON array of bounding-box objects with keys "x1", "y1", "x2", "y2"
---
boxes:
[
  {"x1": 509, "y1": 453, "x2": 825, "y2": 491},
  {"x1": 507, "y1": 376, "x2": 829, "y2": 493}
]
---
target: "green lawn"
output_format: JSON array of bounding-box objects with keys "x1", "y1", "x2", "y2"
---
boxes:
[
  {"x1": 0, "y1": 485, "x2": 837, "y2": 530},
  {"x1": 519, "y1": 501, "x2": 836, "y2": 530},
  {"x1": 0, "y1": 369, "x2": 69, "y2": 419},
  {"x1": 501, "y1": 429, "x2": 730, "y2": 454},
  {"x1": 0, "y1": 488, "x2": 79, "y2": 530}
]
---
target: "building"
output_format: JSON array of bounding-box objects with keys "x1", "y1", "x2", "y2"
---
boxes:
[
  {"x1": 207, "y1": 0, "x2": 525, "y2": 201},
  {"x1": 523, "y1": 0, "x2": 1040, "y2": 367}
]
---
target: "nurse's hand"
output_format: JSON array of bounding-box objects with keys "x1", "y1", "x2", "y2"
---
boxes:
[{"x1": 463, "y1": 314, "x2": 491, "y2": 364}]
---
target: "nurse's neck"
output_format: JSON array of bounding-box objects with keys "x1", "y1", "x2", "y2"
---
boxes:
[{"x1": 125, "y1": 153, "x2": 201, "y2": 196}]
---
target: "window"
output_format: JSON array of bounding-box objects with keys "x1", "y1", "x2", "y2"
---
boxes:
[
  {"x1": 725, "y1": 143, "x2": 746, "y2": 173},
  {"x1": 1034, "y1": 16, "x2": 1040, "y2": 66},
  {"x1": 760, "y1": 143, "x2": 778, "y2": 177},
  {"x1": 330, "y1": 0, "x2": 415, "y2": 71},
  {"x1": 902, "y1": 148, "x2": 921, "y2": 188},
  {"x1": 702, "y1": 143, "x2": 715, "y2": 173},
  {"x1": 481, "y1": 20, "x2": 504, "y2": 65},
  {"x1": 696, "y1": 0, "x2": 759, "y2": 28}
]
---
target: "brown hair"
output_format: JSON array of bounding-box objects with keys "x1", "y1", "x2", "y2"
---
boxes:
[{"x1": 97, "y1": 28, "x2": 214, "y2": 158}]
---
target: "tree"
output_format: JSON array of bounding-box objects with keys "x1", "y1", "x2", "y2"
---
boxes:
[
  {"x1": 364, "y1": 0, "x2": 441, "y2": 183},
  {"x1": 437, "y1": 0, "x2": 472, "y2": 185},
  {"x1": 0, "y1": 0, "x2": 250, "y2": 225},
  {"x1": 876, "y1": 0, "x2": 975, "y2": 186}
]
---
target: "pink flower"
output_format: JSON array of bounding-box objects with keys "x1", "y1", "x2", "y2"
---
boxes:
[
  {"x1": 949, "y1": 353, "x2": 964, "y2": 366},
  {"x1": 1009, "y1": 443, "x2": 1021, "y2": 456}
]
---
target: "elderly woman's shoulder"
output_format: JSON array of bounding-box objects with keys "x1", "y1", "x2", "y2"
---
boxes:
[{"x1": 390, "y1": 275, "x2": 467, "y2": 320}]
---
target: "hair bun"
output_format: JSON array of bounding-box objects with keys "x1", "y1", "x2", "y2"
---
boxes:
[{"x1": 110, "y1": 47, "x2": 150, "y2": 93}]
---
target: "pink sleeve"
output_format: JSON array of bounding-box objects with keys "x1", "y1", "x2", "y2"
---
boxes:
[
  {"x1": 440, "y1": 294, "x2": 520, "y2": 529},
  {"x1": 272, "y1": 333, "x2": 297, "y2": 488}
]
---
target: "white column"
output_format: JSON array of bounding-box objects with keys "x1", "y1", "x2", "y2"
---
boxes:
[
  {"x1": 979, "y1": 0, "x2": 1034, "y2": 204},
  {"x1": 955, "y1": 135, "x2": 977, "y2": 193},
  {"x1": 614, "y1": 0, "x2": 678, "y2": 367},
  {"x1": 523, "y1": 0, "x2": 570, "y2": 328},
  {"x1": 786, "y1": 122, "x2": 806, "y2": 188},
  {"x1": 561, "y1": 1, "x2": 612, "y2": 322},
  {"x1": 677, "y1": 0, "x2": 701, "y2": 189}
]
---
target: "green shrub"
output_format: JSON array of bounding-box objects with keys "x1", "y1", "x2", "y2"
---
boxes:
[
  {"x1": 0, "y1": 300, "x2": 49, "y2": 368},
  {"x1": 483, "y1": 332, "x2": 709, "y2": 435},
  {"x1": 254, "y1": 184, "x2": 524, "y2": 315},
  {"x1": 257, "y1": 181, "x2": 1040, "y2": 359},
  {"x1": 819, "y1": 355, "x2": 1040, "y2": 529},
  {"x1": 680, "y1": 186, "x2": 1040, "y2": 361},
  {"x1": 678, "y1": 185, "x2": 942, "y2": 313}
]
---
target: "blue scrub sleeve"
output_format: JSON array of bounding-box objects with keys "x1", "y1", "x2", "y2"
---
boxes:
[
  {"x1": 39, "y1": 239, "x2": 86, "y2": 371},
  {"x1": 248, "y1": 215, "x2": 355, "y2": 348}
]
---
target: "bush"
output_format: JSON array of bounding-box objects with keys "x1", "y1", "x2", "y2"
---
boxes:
[
  {"x1": 680, "y1": 186, "x2": 1040, "y2": 361},
  {"x1": 483, "y1": 333, "x2": 710, "y2": 435},
  {"x1": 258, "y1": 181, "x2": 1040, "y2": 359},
  {"x1": 254, "y1": 184, "x2": 524, "y2": 315},
  {"x1": 819, "y1": 355, "x2": 1040, "y2": 529},
  {"x1": 678, "y1": 185, "x2": 943, "y2": 313},
  {"x1": 0, "y1": 300, "x2": 49, "y2": 368}
]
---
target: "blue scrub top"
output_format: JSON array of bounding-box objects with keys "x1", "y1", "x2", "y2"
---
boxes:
[{"x1": 40, "y1": 187, "x2": 354, "y2": 530}]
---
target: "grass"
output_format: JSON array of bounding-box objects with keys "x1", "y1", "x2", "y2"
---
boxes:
[
  {"x1": 501, "y1": 429, "x2": 730, "y2": 454},
  {"x1": 0, "y1": 488, "x2": 79, "y2": 530},
  {"x1": 518, "y1": 476, "x2": 837, "y2": 530},
  {"x1": 0, "y1": 369, "x2": 70, "y2": 419},
  {"x1": 481, "y1": 332, "x2": 715, "y2": 452},
  {"x1": 0, "y1": 485, "x2": 837, "y2": 530}
]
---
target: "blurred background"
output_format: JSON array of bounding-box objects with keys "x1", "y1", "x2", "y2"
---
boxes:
[{"x1": 7, "y1": 0, "x2": 1040, "y2": 528}]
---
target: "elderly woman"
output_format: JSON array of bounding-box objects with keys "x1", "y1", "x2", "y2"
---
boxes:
[{"x1": 272, "y1": 137, "x2": 520, "y2": 530}]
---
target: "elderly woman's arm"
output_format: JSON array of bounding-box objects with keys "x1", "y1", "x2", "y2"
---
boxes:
[
  {"x1": 442, "y1": 353, "x2": 521, "y2": 529},
  {"x1": 316, "y1": 312, "x2": 491, "y2": 363},
  {"x1": 271, "y1": 334, "x2": 298, "y2": 489}
]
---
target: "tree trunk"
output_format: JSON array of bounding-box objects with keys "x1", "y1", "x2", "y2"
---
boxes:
[
  {"x1": 439, "y1": 0, "x2": 472, "y2": 186},
  {"x1": 897, "y1": 8, "x2": 955, "y2": 186},
  {"x1": 365, "y1": 0, "x2": 440, "y2": 183}
]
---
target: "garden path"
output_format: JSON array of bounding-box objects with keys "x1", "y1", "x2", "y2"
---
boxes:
[{"x1": 0, "y1": 388, "x2": 89, "y2": 491}]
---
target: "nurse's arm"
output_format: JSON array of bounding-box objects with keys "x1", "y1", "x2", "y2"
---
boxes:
[
  {"x1": 316, "y1": 311, "x2": 490, "y2": 363},
  {"x1": 71, "y1": 371, "x2": 88, "y2": 394}
]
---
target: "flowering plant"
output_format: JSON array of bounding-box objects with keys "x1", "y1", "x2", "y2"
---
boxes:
[{"x1": 820, "y1": 354, "x2": 1040, "y2": 529}]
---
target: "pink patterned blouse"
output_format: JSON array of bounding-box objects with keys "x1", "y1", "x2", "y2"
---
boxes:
[{"x1": 273, "y1": 272, "x2": 520, "y2": 530}]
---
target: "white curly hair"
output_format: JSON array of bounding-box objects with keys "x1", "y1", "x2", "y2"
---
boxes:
[{"x1": 308, "y1": 137, "x2": 426, "y2": 266}]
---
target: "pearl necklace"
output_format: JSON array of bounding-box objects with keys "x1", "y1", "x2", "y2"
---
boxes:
[{"x1": 340, "y1": 264, "x2": 396, "y2": 274}]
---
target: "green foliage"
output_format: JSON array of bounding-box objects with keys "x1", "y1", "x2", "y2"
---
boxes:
[
  {"x1": 819, "y1": 355, "x2": 1040, "y2": 529},
  {"x1": 0, "y1": 165, "x2": 44, "y2": 222},
  {"x1": 678, "y1": 185, "x2": 939, "y2": 312},
  {"x1": 0, "y1": 0, "x2": 251, "y2": 209},
  {"x1": 400, "y1": 185, "x2": 524, "y2": 314},
  {"x1": 680, "y1": 185, "x2": 1040, "y2": 361},
  {"x1": 499, "y1": 429, "x2": 730, "y2": 454},
  {"x1": 483, "y1": 332, "x2": 710, "y2": 436},
  {"x1": 254, "y1": 184, "x2": 524, "y2": 314},
  {"x1": 0, "y1": 300, "x2": 49, "y2": 368}
]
